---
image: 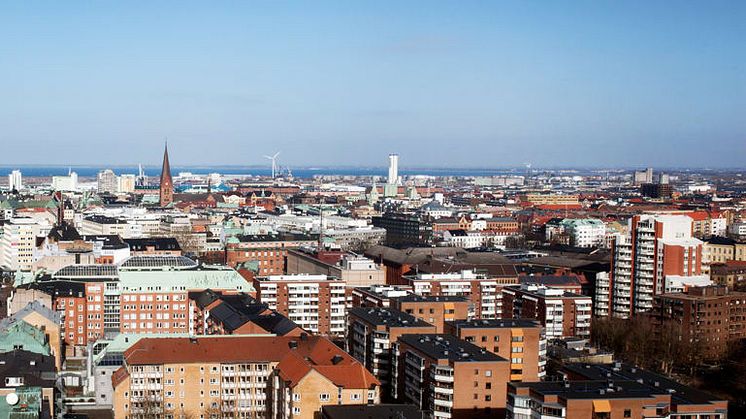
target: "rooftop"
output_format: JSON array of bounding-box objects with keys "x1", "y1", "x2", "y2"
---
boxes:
[
  {"x1": 447, "y1": 318, "x2": 541, "y2": 329},
  {"x1": 349, "y1": 307, "x2": 433, "y2": 329},
  {"x1": 398, "y1": 334, "x2": 506, "y2": 363}
]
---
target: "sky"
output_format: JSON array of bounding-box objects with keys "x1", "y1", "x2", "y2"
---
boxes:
[{"x1": 0, "y1": 1, "x2": 744, "y2": 168}]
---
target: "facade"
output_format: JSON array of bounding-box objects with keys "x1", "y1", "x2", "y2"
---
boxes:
[
  {"x1": 372, "y1": 213, "x2": 432, "y2": 247},
  {"x1": 225, "y1": 234, "x2": 317, "y2": 275},
  {"x1": 347, "y1": 307, "x2": 436, "y2": 398},
  {"x1": 7, "y1": 169, "x2": 22, "y2": 191},
  {"x1": 392, "y1": 334, "x2": 510, "y2": 419},
  {"x1": 546, "y1": 218, "x2": 607, "y2": 248},
  {"x1": 404, "y1": 270, "x2": 518, "y2": 319},
  {"x1": 444, "y1": 319, "x2": 546, "y2": 382},
  {"x1": 113, "y1": 335, "x2": 379, "y2": 419},
  {"x1": 1, "y1": 217, "x2": 41, "y2": 271},
  {"x1": 652, "y1": 285, "x2": 746, "y2": 359},
  {"x1": 502, "y1": 284, "x2": 592, "y2": 339},
  {"x1": 97, "y1": 169, "x2": 118, "y2": 194},
  {"x1": 711, "y1": 261, "x2": 746, "y2": 291},
  {"x1": 392, "y1": 295, "x2": 472, "y2": 333},
  {"x1": 253, "y1": 274, "x2": 348, "y2": 336},
  {"x1": 285, "y1": 248, "x2": 385, "y2": 288},
  {"x1": 604, "y1": 214, "x2": 703, "y2": 318}
]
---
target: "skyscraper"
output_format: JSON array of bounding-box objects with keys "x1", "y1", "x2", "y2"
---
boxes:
[
  {"x1": 159, "y1": 143, "x2": 173, "y2": 207},
  {"x1": 96, "y1": 169, "x2": 118, "y2": 194}
]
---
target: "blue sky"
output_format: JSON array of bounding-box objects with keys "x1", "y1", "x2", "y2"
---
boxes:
[{"x1": 1, "y1": 1, "x2": 744, "y2": 168}]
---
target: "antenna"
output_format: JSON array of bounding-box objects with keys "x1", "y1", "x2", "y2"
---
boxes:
[{"x1": 263, "y1": 152, "x2": 281, "y2": 179}]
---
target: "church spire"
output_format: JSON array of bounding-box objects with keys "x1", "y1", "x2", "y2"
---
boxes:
[{"x1": 159, "y1": 141, "x2": 173, "y2": 207}]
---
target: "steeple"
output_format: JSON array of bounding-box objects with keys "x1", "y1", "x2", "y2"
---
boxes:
[{"x1": 159, "y1": 141, "x2": 173, "y2": 207}]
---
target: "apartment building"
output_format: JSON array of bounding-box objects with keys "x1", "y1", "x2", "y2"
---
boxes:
[
  {"x1": 392, "y1": 334, "x2": 510, "y2": 419},
  {"x1": 80, "y1": 215, "x2": 140, "y2": 238},
  {"x1": 189, "y1": 289, "x2": 303, "y2": 336},
  {"x1": 404, "y1": 270, "x2": 518, "y2": 319},
  {"x1": 225, "y1": 233, "x2": 317, "y2": 275},
  {"x1": 347, "y1": 307, "x2": 436, "y2": 398},
  {"x1": 1, "y1": 217, "x2": 41, "y2": 271},
  {"x1": 113, "y1": 335, "x2": 379, "y2": 419},
  {"x1": 253, "y1": 274, "x2": 348, "y2": 336},
  {"x1": 652, "y1": 285, "x2": 746, "y2": 359},
  {"x1": 507, "y1": 362, "x2": 728, "y2": 419},
  {"x1": 502, "y1": 284, "x2": 592, "y2": 339},
  {"x1": 351, "y1": 285, "x2": 412, "y2": 308},
  {"x1": 711, "y1": 260, "x2": 746, "y2": 291},
  {"x1": 444, "y1": 319, "x2": 546, "y2": 382},
  {"x1": 545, "y1": 218, "x2": 607, "y2": 248},
  {"x1": 703, "y1": 236, "x2": 746, "y2": 275},
  {"x1": 392, "y1": 295, "x2": 472, "y2": 333},
  {"x1": 604, "y1": 214, "x2": 704, "y2": 318}
]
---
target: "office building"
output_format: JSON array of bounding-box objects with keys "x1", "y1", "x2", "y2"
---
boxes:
[{"x1": 1, "y1": 217, "x2": 41, "y2": 271}]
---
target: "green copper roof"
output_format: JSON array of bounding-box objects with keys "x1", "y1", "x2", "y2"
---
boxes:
[
  {"x1": 118, "y1": 267, "x2": 255, "y2": 294},
  {"x1": 0, "y1": 320, "x2": 51, "y2": 356}
]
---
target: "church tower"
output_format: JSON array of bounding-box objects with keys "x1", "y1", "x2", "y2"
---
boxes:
[{"x1": 159, "y1": 142, "x2": 173, "y2": 207}]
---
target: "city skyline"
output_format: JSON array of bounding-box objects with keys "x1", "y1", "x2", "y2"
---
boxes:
[{"x1": 1, "y1": 1, "x2": 744, "y2": 168}]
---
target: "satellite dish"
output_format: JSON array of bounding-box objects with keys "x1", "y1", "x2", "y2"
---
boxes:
[{"x1": 6, "y1": 393, "x2": 19, "y2": 406}]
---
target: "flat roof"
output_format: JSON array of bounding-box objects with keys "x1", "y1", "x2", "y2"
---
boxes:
[
  {"x1": 395, "y1": 295, "x2": 469, "y2": 303},
  {"x1": 349, "y1": 307, "x2": 433, "y2": 329},
  {"x1": 398, "y1": 334, "x2": 506, "y2": 363},
  {"x1": 447, "y1": 318, "x2": 541, "y2": 329}
]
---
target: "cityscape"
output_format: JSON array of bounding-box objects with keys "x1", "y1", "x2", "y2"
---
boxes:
[{"x1": 1, "y1": 2, "x2": 745, "y2": 419}]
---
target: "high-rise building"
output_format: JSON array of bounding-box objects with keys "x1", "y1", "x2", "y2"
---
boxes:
[
  {"x1": 159, "y1": 143, "x2": 173, "y2": 207},
  {"x1": 387, "y1": 153, "x2": 399, "y2": 185},
  {"x1": 0, "y1": 217, "x2": 41, "y2": 271},
  {"x1": 51, "y1": 171, "x2": 78, "y2": 191},
  {"x1": 117, "y1": 174, "x2": 136, "y2": 193},
  {"x1": 7, "y1": 169, "x2": 22, "y2": 191},
  {"x1": 601, "y1": 214, "x2": 706, "y2": 318},
  {"x1": 97, "y1": 169, "x2": 118, "y2": 194}
]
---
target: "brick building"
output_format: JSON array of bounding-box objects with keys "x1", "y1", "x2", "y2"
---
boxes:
[
  {"x1": 225, "y1": 234, "x2": 317, "y2": 275},
  {"x1": 391, "y1": 295, "x2": 472, "y2": 333},
  {"x1": 502, "y1": 283, "x2": 592, "y2": 339}
]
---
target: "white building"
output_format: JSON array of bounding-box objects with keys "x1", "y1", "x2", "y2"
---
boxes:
[
  {"x1": 0, "y1": 217, "x2": 41, "y2": 271},
  {"x1": 117, "y1": 174, "x2": 136, "y2": 193},
  {"x1": 52, "y1": 172, "x2": 79, "y2": 192},
  {"x1": 7, "y1": 170, "x2": 22, "y2": 191},
  {"x1": 546, "y1": 218, "x2": 606, "y2": 248},
  {"x1": 97, "y1": 169, "x2": 118, "y2": 194}
]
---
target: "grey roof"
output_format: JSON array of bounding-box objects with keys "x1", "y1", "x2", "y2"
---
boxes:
[
  {"x1": 119, "y1": 255, "x2": 198, "y2": 270},
  {"x1": 349, "y1": 307, "x2": 433, "y2": 328},
  {"x1": 447, "y1": 318, "x2": 541, "y2": 330},
  {"x1": 0, "y1": 301, "x2": 61, "y2": 330},
  {"x1": 398, "y1": 334, "x2": 507, "y2": 363}
]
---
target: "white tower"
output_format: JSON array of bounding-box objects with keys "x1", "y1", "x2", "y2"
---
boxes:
[{"x1": 387, "y1": 153, "x2": 399, "y2": 185}]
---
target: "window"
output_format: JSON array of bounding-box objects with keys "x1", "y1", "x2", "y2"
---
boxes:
[
  {"x1": 351, "y1": 393, "x2": 361, "y2": 401},
  {"x1": 485, "y1": 370, "x2": 492, "y2": 377},
  {"x1": 292, "y1": 407, "x2": 301, "y2": 415},
  {"x1": 292, "y1": 393, "x2": 300, "y2": 402},
  {"x1": 485, "y1": 395, "x2": 492, "y2": 402},
  {"x1": 624, "y1": 410, "x2": 631, "y2": 418},
  {"x1": 319, "y1": 393, "x2": 330, "y2": 402}
]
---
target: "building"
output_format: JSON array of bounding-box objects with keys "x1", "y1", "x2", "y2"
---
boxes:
[
  {"x1": 112, "y1": 335, "x2": 379, "y2": 419},
  {"x1": 703, "y1": 236, "x2": 746, "y2": 274},
  {"x1": 507, "y1": 362, "x2": 728, "y2": 419},
  {"x1": 124, "y1": 237, "x2": 182, "y2": 256},
  {"x1": 522, "y1": 194, "x2": 579, "y2": 207},
  {"x1": 604, "y1": 214, "x2": 704, "y2": 318},
  {"x1": 97, "y1": 169, "x2": 118, "y2": 194},
  {"x1": 652, "y1": 285, "x2": 746, "y2": 359},
  {"x1": 0, "y1": 351, "x2": 56, "y2": 419},
  {"x1": 633, "y1": 167, "x2": 654, "y2": 184},
  {"x1": 51, "y1": 171, "x2": 78, "y2": 191},
  {"x1": 545, "y1": 218, "x2": 607, "y2": 248},
  {"x1": 391, "y1": 295, "x2": 472, "y2": 333},
  {"x1": 404, "y1": 270, "x2": 518, "y2": 319},
  {"x1": 1, "y1": 217, "x2": 41, "y2": 271},
  {"x1": 641, "y1": 182, "x2": 673, "y2": 198},
  {"x1": 118, "y1": 174, "x2": 137, "y2": 193},
  {"x1": 351, "y1": 285, "x2": 412, "y2": 308},
  {"x1": 7, "y1": 169, "x2": 22, "y2": 191},
  {"x1": 253, "y1": 274, "x2": 347, "y2": 336},
  {"x1": 80, "y1": 215, "x2": 138, "y2": 238},
  {"x1": 372, "y1": 213, "x2": 432, "y2": 247},
  {"x1": 225, "y1": 233, "x2": 317, "y2": 275},
  {"x1": 444, "y1": 319, "x2": 546, "y2": 382},
  {"x1": 347, "y1": 307, "x2": 436, "y2": 398},
  {"x1": 190, "y1": 289, "x2": 303, "y2": 336},
  {"x1": 711, "y1": 261, "x2": 746, "y2": 291},
  {"x1": 321, "y1": 404, "x2": 426, "y2": 419},
  {"x1": 502, "y1": 283, "x2": 592, "y2": 339},
  {"x1": 392, "y1": 334, "x2": 510, "y2": 419},
  {"x1": 159, "y1": 143, "x2": 173, "y2": 207},
  {"x1": 285, "y1": 248, "x2": 385, "y2": 288}
]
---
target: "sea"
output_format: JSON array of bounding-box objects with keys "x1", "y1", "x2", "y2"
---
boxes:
[{"x1": 0, "y1": 165, "x2": 535, "y2": 179}]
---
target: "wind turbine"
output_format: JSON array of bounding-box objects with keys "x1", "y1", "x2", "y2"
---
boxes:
[{"x1": 264, "y1": 152, "x2": 281, "y2": 179}]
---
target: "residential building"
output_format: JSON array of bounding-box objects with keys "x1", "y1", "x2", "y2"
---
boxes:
[
  {"x1": 372, "y1": 213, "x2": 432, "y2": 247},
  {"x1": 502, "y1": 284, "x2": 592, "y2": 339},
  {"x1": 7, "y1": 169, "x2": 22, "y2": 191},
  {"x1": 285, "y1": 248, "x2": 385, "y2": 288},
  {"x1": 404, "y1": 270, "x2": 518, "y2": 319},
  {"x1": 444, "y1": 319, "x2": 546, "y2": 382},
  {"x1": 347, "y1": 307, "x2": 436, "y2": 398},
  {"x1": 0, "y1": 351, "x2": 56, "y2": 419},
  {"x1": 253, "y1": 274, "x2": 348, "y2": 336},
  {"x1": 351, "y1": 285, "x2": 412, "y2": 308},
  {"x1": 652, "y1": 285, "x2": 746, "y2": 359},
  {"x1": 112, "y1": 335, "x2": 379, "y2": 419},
  {"x1": 97, "y1": 169, "x2": 118, "y2": 194},
  {"x1": 604, "y1": 214, "x2": 704, "y2": 318},
  {"x1": 711, "y1": 261, "x2": 746, "y2": 291},
  {"x1": 1, "y1": 217, "x2": 41, "y2": 271},
  {"x1": 225, "y1": 233, "x2": 317, "y2": 276},
  {"x1": 392, "y1": 295, "x2": 472, "y2": 333},
  {"x1": 392, "y1": 334, "x2": 510, "y2": 419}
]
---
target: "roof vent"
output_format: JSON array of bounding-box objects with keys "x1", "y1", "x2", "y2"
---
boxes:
[
  {"x1": 289, "y1": 341, "x2": 298, "y2": 349},
  {"x1": 331, "y1": 355, "x2": 344, "y2": 365}
]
